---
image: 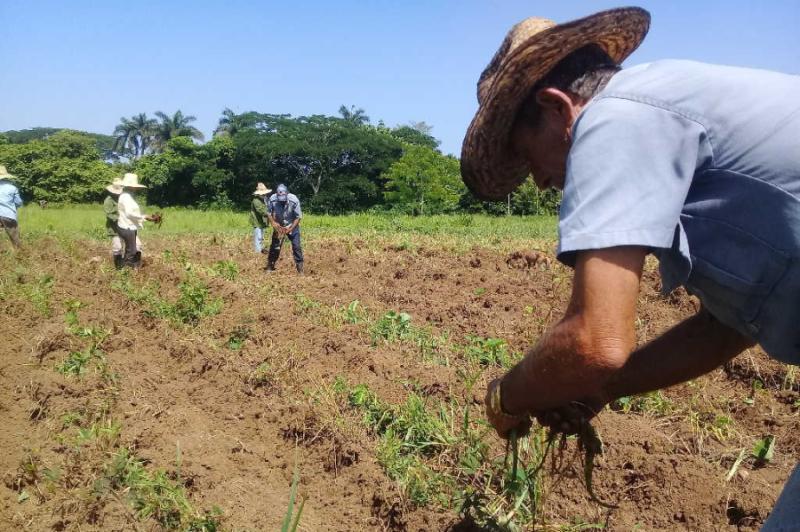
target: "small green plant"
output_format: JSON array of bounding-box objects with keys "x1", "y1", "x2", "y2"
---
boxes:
[
  {"x1": 169, "y1": 275, "x2": 222, "y2": 325},
  {"x1": 473, "y1": 287, "x2": 487, "y2": 297},
  {"x1": 464, "y1": 336, "x2": 512, "y2": 368},
  {"x1": 210, "y1": 260, "x2": 238, "y2": 281},
  {"x1": 342, "y1": 300, "x2": 366, "y2": 324},
  {"x1": 370, "y1": 311, "x2": 412, "y2": 344},
  {"x1": 100, "y1": 448, "x2": 223, "y2": 530},
  {"x1": 25, "y1": 274, "x2": 55, "y2": 316},
  {"x1": 227, "y1": 325, "x2": 250, "y2": 350},
  {"x1": 612, "y1": 391, "x2": 674, "y2": 416},
  {"x1": 281, "y1": 456, "x2": 306, "y2": 532},
  {"x1": 55, "y1": 347, "x2": 103, "y2": 377},
  {"x1": 247, "y1": 362, "x2": 272, "y2": 387},
  {"x1": 752, "y1": 435, "x2": 776, "y2": 464}
]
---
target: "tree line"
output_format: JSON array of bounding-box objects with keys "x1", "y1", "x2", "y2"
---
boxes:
[{"x1": 0, "y1": 107, "x2": 560, "y2": 215}]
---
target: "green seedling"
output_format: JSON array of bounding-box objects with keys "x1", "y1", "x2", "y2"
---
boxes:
[
  {"x1": 210, "y1": 260, "x2": 238, "y2": 281},
  {"x1": 753, "y1": 435, "x2": 776, "y2": 464},
  {"x1": 281, "y1": 455, "x2": 306, "y2": 532}
]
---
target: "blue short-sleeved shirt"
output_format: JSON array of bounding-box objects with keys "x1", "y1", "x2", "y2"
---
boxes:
[
  {"x1": 558, "y1": 60, "x2": 800, "y2": 364},
  {"x1": 267, "y1": 193, "x2": 302, "y2": 226},
  {"x1": 0, "y1": 180, "x2": 23, "y2": 221}
]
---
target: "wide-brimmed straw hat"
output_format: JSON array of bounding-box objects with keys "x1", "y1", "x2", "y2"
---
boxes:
[
  {"x1": 120, "y1": 172, "x2": 147, "y2": 189},
  {"x1": 253, "y1": 182, "x2": 272, "y2": 196},
  {"x1": 106, "y1": 179, "x2": 124, "y2": 194},
  {"x1": 461, "y1": 7, "x2": 650, "y2": 200},
  {"x1": 0, "y1": 165, "x2": 16, "y2": 181}
]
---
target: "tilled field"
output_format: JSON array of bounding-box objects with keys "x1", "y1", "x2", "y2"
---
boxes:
[{"x1": 1, "y1": 235, "x2": 797, "y2": 531}]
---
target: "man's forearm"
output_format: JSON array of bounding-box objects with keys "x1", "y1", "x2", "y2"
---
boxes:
[
  {"x1": 501, "y1": 310, "x2": 753, "y2": 417},
  {"x1": 501, "y1": 315, "x2": 620, "y2": 415},
  {"x1": 603, "y1": 310, "x2": 754, "y2": 401}
]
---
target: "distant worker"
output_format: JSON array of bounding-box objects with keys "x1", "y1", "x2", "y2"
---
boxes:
[
  {"x1": 266, "y1": 184, "x2": 304, "y2": 274},
  {"x1": 250, "y1": 182, "x2": 272, "y2": 253},
  {"x1": 116, "y1": 173, "x2": 157, "y2": 268},
  {"x1": 104, "y1": 178, "x2": 143, "y2": 269},
  {"x1": 0, "y1": 165, "x2": 23, "y2": 249}
]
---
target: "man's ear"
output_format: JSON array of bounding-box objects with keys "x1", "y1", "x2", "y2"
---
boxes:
[{"x1": 535, "y1": 88, "x2": 578, "y2": 124}]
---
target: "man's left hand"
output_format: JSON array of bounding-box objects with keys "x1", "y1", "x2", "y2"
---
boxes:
[{"x1": 485, "y1": 378, "x2": 532, "y2": 439}]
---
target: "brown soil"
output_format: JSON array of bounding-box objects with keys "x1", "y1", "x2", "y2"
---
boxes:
[{"x1": 1, "y1": 235, "x2": 797, "y2": 531}]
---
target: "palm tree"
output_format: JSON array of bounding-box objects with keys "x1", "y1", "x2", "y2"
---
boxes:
[
  {"x1": 113, "y1": 113, "x2": 157, "y2": 158},
  {"x1": 338, "y1": 104, "x2": 370, "y2": 125},
  {"x1": 152, "y1": 110, "x2": 204, "y2": 151},
  {"x1": 214, "y1": 107, "x2": 237, "y2": 137}
]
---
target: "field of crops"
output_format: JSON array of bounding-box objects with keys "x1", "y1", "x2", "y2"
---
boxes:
[{"x1": 1, "y1": 206, "x2": 797, "y2": 531}]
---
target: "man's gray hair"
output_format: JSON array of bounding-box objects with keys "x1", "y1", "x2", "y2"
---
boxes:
[{"x1": 517, "y1": 44, "x2": 620, "y2": 126}]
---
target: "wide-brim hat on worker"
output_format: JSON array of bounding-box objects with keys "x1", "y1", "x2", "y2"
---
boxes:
[
  {"x1": 253, "y1": 182, "x2": 272, "y2": 196},
  {"x1": 120, "y1": 172, "x2": 147, "y2": 189},
  {"x1": 0, "y1": 165, "x2": 16, "y2": 181},
  {"x1": 460, "y1": 7, "x2": 650, "y2": 200},
  {"x1": 106, "y1": 179, "x2": 124, "y2": 194}
]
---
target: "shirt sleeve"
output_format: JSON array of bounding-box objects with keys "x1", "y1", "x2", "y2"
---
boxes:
[
  {"x1": 253, "y1": 197, "x2": 267, "y2": 217},
  {"x1": 558, "y1": 96, "x2": 711, "y2": 266},
  {"x1": 104, "y1": 198, "x2": 118, "y2": 221},
  {"x1": 14, "y1": 189, "x2": 22, "y2": 208},
  {"x1": 293, "y1": 199, "x2": 302, "y2": 219}
]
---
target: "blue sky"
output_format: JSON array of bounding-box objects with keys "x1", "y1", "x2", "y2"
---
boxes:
[{"x1": 1, "y1": 1, "x2": 798, "y2": 156}]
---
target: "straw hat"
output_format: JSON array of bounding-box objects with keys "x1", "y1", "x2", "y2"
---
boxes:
[
  {"x1": 120, "y1": 172, "x2": 147, "y2": 189},
  {"x1": 0, "y1": 165, "x2": 16, "y2": 181},
  {"x1": 106, "y1": 179, "x2": 124, "y2": 194},
  {"x1": 461, "y1": 7, "x2": 650, "y2": 200},
  {"x1": 253, "y1": 182, "x2": 272, "y2": 196}
]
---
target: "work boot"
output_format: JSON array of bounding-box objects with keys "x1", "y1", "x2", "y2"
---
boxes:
[
  {"x1": 131, "y1": 251, "x2": 143, "y2": 269},
  {"x1": 265, "y1": 261, "x2": 276, "y2": 272},
  {"x1": 113, "y1": 255, "x2": 123, "y2": 269},
  {"x1": 295, "y1": 262, "x2": 304, "y2": 275}
]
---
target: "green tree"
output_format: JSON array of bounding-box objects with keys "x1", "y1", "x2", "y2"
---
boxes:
[
  {"x1": 0, "y1": 130, "x2": 118, "y2": 202},
  {"x1": 338, "y1": 104, "x2": 370, "y2": 125},
  {"x1": 113, "y1": 113, "x2": 157, "y2": 158},
  {"x1": 390, "y1": 125, "x2": 440, "y2": 151},
  {"x1": 135, "y1": 136, "x2": 234, "y2": 208},
  {"x1": 152, "y1": 110, "x2": 204, "y2": 151},
  {"x1": 382, "y1": 145, "x2": 464, "y2": 214},
  {"x1": 231, "y1": 114, "x2": 402, "y2": 213},
  {"x1": 510, "y1": 178, "x2": 561, "y2": 215}
]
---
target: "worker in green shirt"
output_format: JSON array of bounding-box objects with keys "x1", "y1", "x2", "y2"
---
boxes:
[{"x1": 250, "y1": 182, "x2": 271, "y2": 253}]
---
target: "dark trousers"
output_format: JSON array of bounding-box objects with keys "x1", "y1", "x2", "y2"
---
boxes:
[
  {"x1": 267, "y1": 228, "x2": 303, "y2": 267},
  {"x1": 117, "y1": 227, "x2": 140, "y2": 267},
  {"x1": 0, "y1": 217, "x2": 20, "y2": 248}
]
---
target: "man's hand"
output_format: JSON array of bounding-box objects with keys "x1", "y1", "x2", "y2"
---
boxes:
[
  {"x1": 534, "y1": 399, "x2": 605, "y2": 434},
  {"x1": 485, "y1": 378, "x2": 532, "y2": 439},
  {"x1": 272, "y1": 222, "x2": 283, "y2": 234}
]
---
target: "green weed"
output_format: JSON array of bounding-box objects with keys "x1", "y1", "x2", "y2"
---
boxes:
[
  {"x1": 99, "y1": 448, "x2": 223, "y2": 530},
  {"x1": 281, "y1": 456, "x2": 306, "y2": 532},
  {"x1": 370, "y1": 311, "x2": 412, "y2": 343},
  {"x1": 464, "y1": 335, "x2": 513, "y2": 368},
  {"x1": 210, "y1": 260, "x2": 239, "y2": 281},
  {"x1": 55, "y1": 346, "x2": 104, "y2": 377},
  {"x1": 227, "y1": 325, "x2": 250, "y2": 350},
  {"x1": 247, "y1": 362, "x2": 272, "y2": 387}
]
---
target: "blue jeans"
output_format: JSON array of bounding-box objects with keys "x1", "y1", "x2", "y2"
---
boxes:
[
  {"x1": 266, "y1": 227, "x2": 303, "y2": 267},
  {"x1": 762, "y1": 464, "x2": 800, "y2": 531},
  {"x1": 253, "y1": 227, "x2": 265, "y2": 253}
]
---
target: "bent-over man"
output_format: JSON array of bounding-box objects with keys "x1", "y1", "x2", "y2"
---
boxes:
[
  {"x1": 266, "y1": 184, "x2": 304, "y2": 274},
  {"x1": 460, "y1": 8, "x2": 800, "y2": 529}
]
